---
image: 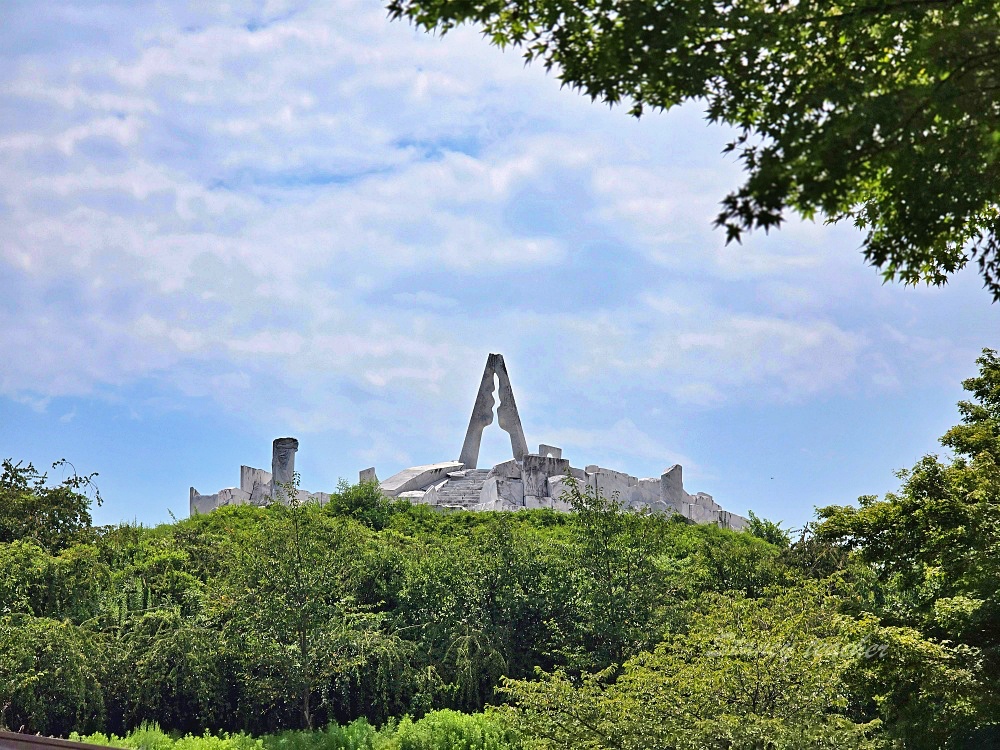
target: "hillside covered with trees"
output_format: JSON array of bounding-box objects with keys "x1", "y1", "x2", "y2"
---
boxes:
[{"x1": 3, "y1": 351, "x2": 1000, "y2": 749}]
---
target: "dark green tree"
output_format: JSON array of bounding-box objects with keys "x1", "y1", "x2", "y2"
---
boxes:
[
  {"x1": 325, "y1": 479, "x2": 394, "y2": 530},
  {"x1": 746, "y1": 510, "x2": 791, "y2": 549},
  {"x1": 0, "y1": 616, "x2": 105, "y2": 736},
  {"x1": 218, "y1": 496, "x2": 392, "y2": 730},
  {"x1": 107, "y1": 609, "x2": 227, "y2": 733},
  {"x1": 562, "y1": 479, "x2": 669, "y2": 669},
  {"x1": 387, "y1": 0, "x2": 1000, "y2": 297}
]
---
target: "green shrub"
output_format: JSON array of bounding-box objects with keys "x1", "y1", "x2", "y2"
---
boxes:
[
  {"x1": 72, "y1": 723, "x2": 265, "y2": 750},
  {"x1": 378, "y1": 710, "x2": 520, "y2": 750},
  {"x1": 71, "y1": 713, "x2": 519, "y2": 750},
  {"x1": 263, "y1": 720, "x2": 378, "y2": 750}
]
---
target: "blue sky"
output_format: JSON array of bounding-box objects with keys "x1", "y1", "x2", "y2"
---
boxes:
[{"x1": 1, "y1": 0, "x2": 997, "y2": 531}]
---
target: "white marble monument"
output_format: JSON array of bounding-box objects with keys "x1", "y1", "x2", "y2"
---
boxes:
[
  {"x1": 189, "y1": 354, "x2": 748, "y2": 531},
  {"x1": 373, "y1": 353, "x2": 748, "y2": 530}
]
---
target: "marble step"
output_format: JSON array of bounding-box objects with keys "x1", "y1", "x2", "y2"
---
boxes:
[{"x1": 435, "y1": 472, "x2": 491, "y2": 501}]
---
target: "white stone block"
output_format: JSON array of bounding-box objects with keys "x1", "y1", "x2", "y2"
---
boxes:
[
  {"x1": 219, "y1": 487, "x2": 251, "y2": 506},
  {"x1": 691, "y1": 492, "x2": 720, "y2": 510},
  {"x1": 272, "y1": 437, "x2": 299, "y2": 489},
  {"x1": 379, "y1": 461, "x2": 465, "y2": 497},
  {"x1": 472, "y1": 489, "x2": 524, "y2": 512},
  {"x1": 717, "y1": 511, "x2": 749, "y2": 531},
  {"x1": 487, "y1": 459, "x2": 521, "y2": 480},
  {"x1": 241, "y1": 466, "x2": 272, "y2": 493},
  {"x1": 661, "y1": 465, "x2": 685, "y2": 506},
  {"x1": 594, "y1": 467, "x2": 637, "y2": 486},
  {"x1": 546, "y1": 474, "x2": 583, "y2": 505},
  {"x1": 420, "y1": 479, "x2": 451, "y2": 506},
  {"x1": 538, "y1": 444, "x2": 562, "y2": 459},
  {"x1": 685, "y1": 503, "x2": 715, "y2": 523},
  {"x1": 300, "y1": 490, "x2": 329, "y2": 506},
  {"x1": 591, "y1": 470, "x2": 636, "y2": 504},
  {"x1": 523, "y1": 495, "x2": 551, "y2": 510},
  {"x1": 551, "y1": 495, "x2": 573, "y2": 512},
  {"x1": 480, "y1": 476, "x2": 524, "y2": 508},
  {"x1": 250, "y1": 481, "x2": 271, "y2": 506},
  {"x1": 190, "y1": 488, "x2": 220, "y2": 515},
  {"x1": 628, "y1": 479, "x2": 663, "y2": 509},
  {"x1": 522, "y1": 454, "x2": 571, "y2": 497}
]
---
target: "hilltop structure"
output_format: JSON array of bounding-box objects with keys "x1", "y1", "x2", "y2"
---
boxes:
[
  {"x1": 189, "y1": 353, "x2": 748, "y2": 530},
  {"x1": 189, "y1": 437, "x2": 330, "y2": 515}
]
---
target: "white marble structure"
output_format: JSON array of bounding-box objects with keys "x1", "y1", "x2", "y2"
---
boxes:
[
  {"x1": 373, "y1": 354, "x2": 748, "y2": 531},
  {"x1": 189, "y1": 354, "x2": 748, "y2": 531},
  {"x1": 189, "y1": 437, "x2": 329, "y2": 514}
]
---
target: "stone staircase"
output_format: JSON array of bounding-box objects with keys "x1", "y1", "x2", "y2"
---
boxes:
[{"x1": 434, "y1": 469, "x2": 492, "y2": 506}]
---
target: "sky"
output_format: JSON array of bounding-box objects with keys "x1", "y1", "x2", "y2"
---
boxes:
[{"x1": 1, "y1": 0, "x2": 997, "y2": 531}]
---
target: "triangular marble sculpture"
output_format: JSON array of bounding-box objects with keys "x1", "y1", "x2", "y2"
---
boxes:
[{"x1": 458, "y1": 353, "x2": 529, "y2": 468}]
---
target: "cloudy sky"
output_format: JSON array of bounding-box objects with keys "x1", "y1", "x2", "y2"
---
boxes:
[{"x1": 2, "y1": 0, "x2": 997, "y2": 529}]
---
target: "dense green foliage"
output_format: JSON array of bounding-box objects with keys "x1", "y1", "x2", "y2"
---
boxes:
[
  {"x1": 5, "y1": 352, "x2": 1000, "y2": 747},
  {"x1": 1, "y1": 459, "x2": 100, "y2": 552},
  {"x1": 386, "y1": 0, "x2": 1000, "y2": 297},
  {"x1": 72, "y1": 711, "x2": 521, "y2": 750},
  {"x1": 0, "y1": 467, "x2": 787, "y2": 737},
  {"x1": 817, "y1": 347, "x2": 1000, "y2": 748}
]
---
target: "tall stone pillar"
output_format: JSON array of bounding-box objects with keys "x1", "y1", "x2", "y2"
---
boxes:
[
  {"x1": 494, "y1": 354, "x2": 529, "y2": 462},
  {"x1": 272, "y1": 437, "x2": 299, "y2": 501},
  {"x1": 459, "y1": 353, "x2": 529, "y2": 468},
  {"x1": 459, "y1": 358, "x2": 497, "y2": 469}
]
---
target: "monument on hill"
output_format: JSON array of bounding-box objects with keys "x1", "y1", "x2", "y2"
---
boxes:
[{"x1": 189, "y1": 353, "x2": 748, "y2": 530}]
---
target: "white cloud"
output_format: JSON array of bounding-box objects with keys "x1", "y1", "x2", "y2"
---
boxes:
[
  {"x1": 392, "y1": 291, "x2": 458, "y2": 309},
  {"x1": 1, "y1": 0, "x2": 994, "y2": 481}
]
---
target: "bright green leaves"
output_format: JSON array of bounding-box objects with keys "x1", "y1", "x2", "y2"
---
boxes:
[
  {"x1": 942, "y1": 348, "x2": 1000, "y2": 460},
  {"x1": 502, "y1": 586, "x2": 881, "y2": 750},
  {"x1": 325, "y1": 478, "x2": 395, "y2": 530},
  {"x1": 816, "y1": 348, "x2": 1000, "y2": 735},
  {"x1": 109, "y1": 610, "x2": 227, "y2": 733},
  {"x1": 218, "y1": 501, "x2": 393, "y2": 730}
]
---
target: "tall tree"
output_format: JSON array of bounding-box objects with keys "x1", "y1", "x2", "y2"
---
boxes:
[
  {"x1": 386, "y1": 0, "x2": 1000, "y2": 297},
  {"x1": 818, "y1": 348, "x2": 1000, "y2": 740},
  {"x1": 218, "y1": 498, "x2": 389, "y2": 730},
  {"x1": 564, "y1": 479, "x2": 669, "y2": 669}
]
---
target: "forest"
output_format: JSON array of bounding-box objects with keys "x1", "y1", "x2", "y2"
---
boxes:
[{"x1": 2, "y1": 351, "x2": 1000, "y2": 749}]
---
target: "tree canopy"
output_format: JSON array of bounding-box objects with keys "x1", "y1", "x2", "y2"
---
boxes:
[
  {"x1": 386, "y1": 0, "x2": 1000, "y2": 297},
  {"x1": 817, "y1": 348, "x2": 1000, "y2": 725},
  {"x1": 7, "y1": 353, "x2": 1000, "y2": 743}
]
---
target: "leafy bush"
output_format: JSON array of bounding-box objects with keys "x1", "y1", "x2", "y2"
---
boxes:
[
  {"x1": 72, "y1": 712, "x2": 520, "y2": 750},
  {"x1": 0, "y1": 616, "x2": 105, "y2": 736},
  {"x1": 745, "y1": 510, "x2": 791, "y2": 549},
  {"x1": 325, "y1": 480, "x2": 393, "y2": 530},
  {"x1": 264, "y1": 720, "x2": 377, "y2": 750},
  {"x1": 387, "y1": 710, "x2": 519, "y2": 750},
  {"x1": 75, "y1": 724, "x2": 266, "y2": 750}
]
